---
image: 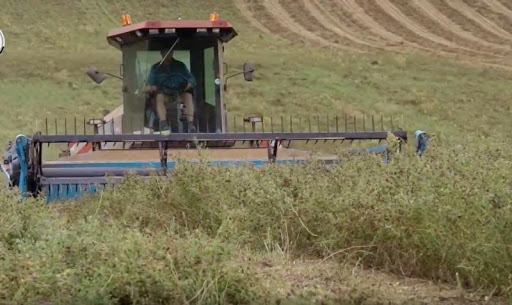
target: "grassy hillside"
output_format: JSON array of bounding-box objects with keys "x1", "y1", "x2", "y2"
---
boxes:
[
  {"x1": 0, "y1": 0, "x2": 511, "y2": 304},
  {"x1": 1, "y1": 0, "x2": 511, "y2": 142}
]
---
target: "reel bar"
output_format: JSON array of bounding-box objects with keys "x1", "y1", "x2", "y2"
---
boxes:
[{"x1": 33, "y1": 131, "x2": 407, "y2": 144}]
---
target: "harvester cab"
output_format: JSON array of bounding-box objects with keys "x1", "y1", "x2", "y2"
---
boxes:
[
  {"x1": 87, "y1": 14, "x2": 251, "y2": 136},
  {"x1": 1, "y1": 13, "x2": 420, "y2": 202}
]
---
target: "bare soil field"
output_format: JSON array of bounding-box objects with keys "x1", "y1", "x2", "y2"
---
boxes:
[{"x1": 237, "y1": 0, "x2": 512, "y2": 69}]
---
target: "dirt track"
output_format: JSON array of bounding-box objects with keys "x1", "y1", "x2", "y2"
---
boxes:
[{"x1": 236, "y1": 0, "x2": 512, "y2": 70}]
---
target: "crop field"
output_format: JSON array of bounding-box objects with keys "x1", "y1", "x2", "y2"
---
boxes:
[{"x1": 0, "y1": 0, "x2": 511, "y2": 304}]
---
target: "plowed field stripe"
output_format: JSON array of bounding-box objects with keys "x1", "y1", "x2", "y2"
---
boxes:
[
  {"x1": 303, "y1": 0, "x2": 382, "y2": 50},
  {"x1": 340, "y1": 0, "x2": 451, "y2": 55},
  {"x1": 412, "y1": 0, "x2": 509, "y2": 53},
  {"x1": 234, "y1": 0, "x2": 273, "y2": 35},
  {"x1": 261, "y1": 0, "x2": 358, "y2": 52},
  {"x1": 376, "y1": 0, "x2": 487, "y2": 55},
  {"x1": 482, "y1": 0, "x2": 512, "y2": 21},
  {"x1": 445, "y1": 0, "x2": 512, "y2": 40}
]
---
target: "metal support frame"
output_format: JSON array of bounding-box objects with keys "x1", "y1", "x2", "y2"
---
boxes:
[
  {"x1": 267, "y1": 139, "x2": 279, "y2": 163},
  {"x1": 32, "y1": 131, "x2": 407, "y2": 144},
  {"x1": 5, "y1": 129, "x2": 412, "y2": 201},
  {"x1": 158, "y1": 141, "x2": 169, "y2": 175}
]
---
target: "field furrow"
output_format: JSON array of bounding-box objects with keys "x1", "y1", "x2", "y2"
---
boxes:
[
  {"x1": 465, "y1": 0, "x2": 512, "y2": 35},
  {"x1": 376, "y1": 0, "x2": 491, "y2": 57},
  {"x1": 428, "y1": 0, "x2": 507, "y2": 45},
  {"x1": 235, "y1": 0, "x2": 310, "y2": 46},
  {"x1": 356, "y1": 0, "x2": 463, "y2": 57},
  {"x1": 317, "y1": 0, "x2": 395, "y2": 46},
  {"x1": 445, "y1": 0, "x2": 512, "y2": 41},
  {"x1": 341, "y1": 0, "x2": 405, "y2": 43},
  {"x1": 314, "y1": 0, "x2": 431, "y2": 54},
  {"x1": 277, "y1": 0, "x2": 371, "y2": 51},
  {"x1": 411, "y1": 0, "x2": 510, "y2": 54},
  {"x1": 483, "y1": 0, "x2": 512, "y2": 20},
  {"x1": 233, "y1": 0, "x2": 273, "y2": 34},
  {"x1": 260, "y1": 0, "x2": 358, "y2": 51},
  {"x1": 497, "y1": 0, "x2": 512, "y2": 11},
  {"x1": 298, "y1": 0, "x2": 383, "y2": 51},
  {"x1": 342, "y1": 0, "x2": 442, "y2": 55}
]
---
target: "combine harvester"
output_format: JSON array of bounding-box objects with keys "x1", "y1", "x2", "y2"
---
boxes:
[{"x1": 1, "y1": 13, "x2": 425, "y2": 202}]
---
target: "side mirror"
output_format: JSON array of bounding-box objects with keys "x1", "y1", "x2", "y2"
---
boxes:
[
  {"x1": 86, "y1": 66, "x2": 106, "y2": 84},
  {"x1": 86, "y1": 66, "x2": 123, "y2": 84},
  {"x1": 224, "y1": 62, "x2": 255, "y2": 91},
  {"x1": 243, "y1": 63, "x2": 254, "y2": 81}
]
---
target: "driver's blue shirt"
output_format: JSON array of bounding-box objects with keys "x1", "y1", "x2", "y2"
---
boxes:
[{"x1": 147, "y1": 59, "x2": 196, "y2": 90}]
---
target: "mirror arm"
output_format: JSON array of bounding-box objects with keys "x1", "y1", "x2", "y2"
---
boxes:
[
  {"x1": 222, "y1": 64, "x2": 254, "y2": 91},
  {"x1": 223, "y1": 71, "x2": 244, "y2": 91},
  {"x1": 225, "y1": 71, "x2": 245, "y2": 80},
  {"x1": 103, "y1": 72, "x2": 123, "y2": 80}
]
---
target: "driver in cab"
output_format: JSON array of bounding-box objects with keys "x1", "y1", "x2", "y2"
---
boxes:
[{"x1": 146, "y1": 48, "x2": 196, "y2": 133}]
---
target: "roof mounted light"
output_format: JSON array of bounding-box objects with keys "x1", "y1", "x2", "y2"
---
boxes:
[
  {"x1": 197, "y1": 28, "x2": 207, "y2": 33},
  {"x1": 114, "y1": 37, "x2": 123, "y2": 43},
  {"x1": 149, "y1": 29, "x2": 159, "y2": 35},
  {"x1": 212, "y1": 28, "x2": 220, "y2": 34},
  {"x1": 121, "y1": 14, "x2": 132, "y2": 26},
  {"x1": 164, "y1": 28, "x2": 176, "y2": 34},
  {"x1": 210, "y1": 12, "x2": 219, "y2": 21},
  {"x1": 135, "y1": 30, "x2": 143, "y2": 37}
]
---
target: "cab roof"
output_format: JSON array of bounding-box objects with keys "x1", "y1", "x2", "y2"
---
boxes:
[{"x1": 107, "y1": 20, "x2": 237, "y2": 49}]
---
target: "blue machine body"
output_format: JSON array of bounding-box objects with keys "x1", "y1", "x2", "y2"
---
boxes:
[{"x1": 2, "y1": 130, "x2": 425, "y2": 203}]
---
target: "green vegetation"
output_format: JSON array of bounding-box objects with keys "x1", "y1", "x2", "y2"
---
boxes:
[
  {"x1": 0, "y1": 0, "x2": 511, "y2": 304},
  {"x1": 0, "y1": 143, "x2": 510, "y2": 304}
]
